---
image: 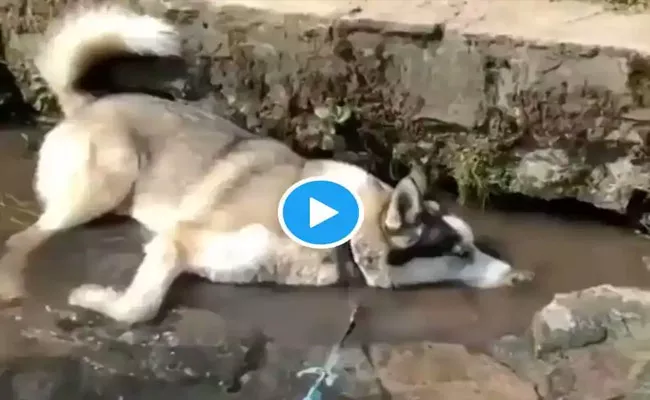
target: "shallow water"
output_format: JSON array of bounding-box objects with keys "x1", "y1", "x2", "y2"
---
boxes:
[{"x1": 1, "y1": 128, "x2": 649, "y2": 352}]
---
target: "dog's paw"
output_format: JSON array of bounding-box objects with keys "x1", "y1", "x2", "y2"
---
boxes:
[
  {"x1": 68, "y1": 284, "x2": 153, "y2": 325},
  {"x1": 68, "y1": 284, "x2": 121, "y2": 311},
  {"x1": 503, "y1": 270, "x2": 535, "y2": 286}
]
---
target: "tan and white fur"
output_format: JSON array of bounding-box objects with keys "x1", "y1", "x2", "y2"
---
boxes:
[{"x1": 0, "y1": 5, "x2": 534, "y2": 325}]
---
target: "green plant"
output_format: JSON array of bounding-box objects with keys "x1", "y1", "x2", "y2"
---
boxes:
[
  {"x1": 296, "y1": 101, "x2": 353, "y2": 151},
  {"x1": 313, "y1": 103, "x2": 353, "y2": 126},
  {"x1": 447, "y1": 137, "x2": 513, "y2": 208}
]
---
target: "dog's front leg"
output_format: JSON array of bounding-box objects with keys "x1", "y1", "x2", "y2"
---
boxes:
[
  {"x1": 456, "y1": 246, "x2": 535, "y2": 289},
  {"x1": 68, "y1": 233, "x2": 183, "y2": 325},
  {"x1": 386, "y1": 245, "x2": 534, "y2": 289}
]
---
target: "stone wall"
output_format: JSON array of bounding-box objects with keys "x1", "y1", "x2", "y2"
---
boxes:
[{"x1": 3, "y1": 0, "x2": 650, "y2": 212}]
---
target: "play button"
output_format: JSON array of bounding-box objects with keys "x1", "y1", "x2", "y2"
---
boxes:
[
  {"x1": 278, "y1": 177, "x2": 364, "y2": 249},
  {"x1": 309, "y1": 198, "x2": 338, "y2": 228}
]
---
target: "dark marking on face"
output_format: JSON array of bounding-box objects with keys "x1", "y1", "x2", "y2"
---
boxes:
[{"x1": 386, "y1": 211, "x2": 465, "y2": 266}]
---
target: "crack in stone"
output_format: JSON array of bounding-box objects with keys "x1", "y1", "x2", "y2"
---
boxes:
[{"x1": 225, "y1": 329, "x2": 269, "y2": 393}]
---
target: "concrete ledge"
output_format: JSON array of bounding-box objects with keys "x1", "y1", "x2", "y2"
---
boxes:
[{"x1": 217, "y1": 0, "x2": 650, "y2": 55}]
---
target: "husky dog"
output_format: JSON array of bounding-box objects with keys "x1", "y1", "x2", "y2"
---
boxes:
[{"x1": 0, "y1": 5, "x2": 533, "y2": 325}]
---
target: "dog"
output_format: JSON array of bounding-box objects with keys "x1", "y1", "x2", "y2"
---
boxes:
[{"x1": 0, "y1": 4, "x2": 534, "y2": 325}]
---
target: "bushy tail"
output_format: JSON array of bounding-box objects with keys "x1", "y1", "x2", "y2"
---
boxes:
[{"x1": 34, "y1": 4, "x2": 182, "y2": 116}]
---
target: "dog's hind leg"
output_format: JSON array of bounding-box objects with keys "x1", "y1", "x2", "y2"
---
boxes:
[
  {"x1": 0, "y1": 123, "x2": 139, "y2": 303},
  {"x1": 68, "y1": 232, "x2": 183, "y2": 324},
  {"x1": 66, "y1": 222, "x2": 278, "y2": 324}
]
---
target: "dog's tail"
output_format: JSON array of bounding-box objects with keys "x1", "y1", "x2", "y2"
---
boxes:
[{"x1": 35, "y1": 4, "x2": 182, "y2": 116}]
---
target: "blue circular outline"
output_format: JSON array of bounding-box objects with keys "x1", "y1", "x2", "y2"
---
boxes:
[{"x1": 277, "y1": 177, "x2": 364, "y2": 250}]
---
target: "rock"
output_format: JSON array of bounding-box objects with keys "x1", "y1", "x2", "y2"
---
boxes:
[
  {"x1": 530, "y1": 285, "x2": 650, "y2": 355},
  {"x1": 369, "y1": 342, "x2": 537, "y2": 399},
  {"x1": 492, "y1": 284, "x2": 650, "y2": 399},
  {"x1": 511, "y1": 148, "x2": 575, "y2": 199},
  {"x1": 0, "y1": 305, "x2": 407, "y2": 398}
]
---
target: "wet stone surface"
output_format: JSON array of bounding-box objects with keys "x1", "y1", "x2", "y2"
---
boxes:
[
  {"x1": 0, "y1": 307, "x2": 541, "y2": 400},
  {"x1": 0, "y1": 307, "x2": 371, "y2": 399},
  {"x1": 491, "y1": 285, "x2": 650, "y2": 400}
]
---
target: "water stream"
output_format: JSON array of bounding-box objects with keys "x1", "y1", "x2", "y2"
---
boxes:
[{"x1": 0, "y1": 128, "x2": 649, "y2": 353}]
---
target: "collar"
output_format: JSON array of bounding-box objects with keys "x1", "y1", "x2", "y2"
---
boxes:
[{"x1": 335, "y1": 242, "x2": 366, "y2": 287}]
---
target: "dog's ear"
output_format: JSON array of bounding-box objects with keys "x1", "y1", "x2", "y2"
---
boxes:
[{"x1": 384, "y1": 167, "x2": 428, "y2": 231}]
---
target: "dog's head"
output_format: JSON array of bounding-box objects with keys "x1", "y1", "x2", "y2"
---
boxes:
[{"x1": 349, "y1": 167, "x2": 513, "y2": 288}]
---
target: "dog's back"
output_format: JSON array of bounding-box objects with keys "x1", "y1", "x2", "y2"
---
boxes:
[{"x1": 62, "y1": 93, "x2": 306, "y2": 233}]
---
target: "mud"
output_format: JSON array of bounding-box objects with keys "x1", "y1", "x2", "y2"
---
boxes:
[{"x1": 0, "y1": 128, "x2": 648, "y2": 354}]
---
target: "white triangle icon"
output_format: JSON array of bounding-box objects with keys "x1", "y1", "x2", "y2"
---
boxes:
[{"x1": 309, "y1": 197, "x2": 339, "y2": 228}]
